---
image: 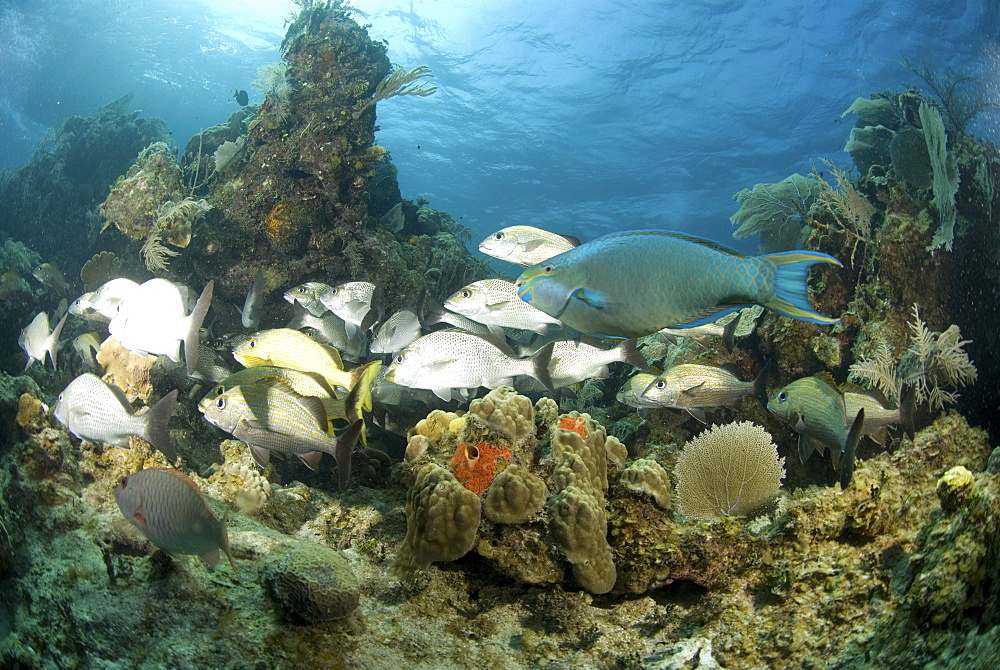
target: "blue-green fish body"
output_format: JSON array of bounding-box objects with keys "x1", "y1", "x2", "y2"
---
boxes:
[
  {"x1": 767, "y1": 372, "x2": 865, "y2": 488},
  {"x1": 516, "y1": 230, "x2": 840, "y2": 339}
]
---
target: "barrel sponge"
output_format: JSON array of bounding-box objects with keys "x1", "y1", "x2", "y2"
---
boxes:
[
  {"x1": 466, "y1": 386, "x2": 534, "y2": 441},
  {"x1": 261, "y1": 541, "x2": 360, "y2": 623},
  {"x1": 484, "y1": 464, "x2": 547, "y2": 524},
  {"x1": 546, "y1": 485, "x2": 616, "y2": 594},
  {"x1": 620, "y1": 458, "x2": 672, "y2": 510},
  {"x1": 551, "y1": 427, "x2": 608, "y2": 495},
  {"x1": 399, "y1": 462, "x2": 481, "y2": 570}
]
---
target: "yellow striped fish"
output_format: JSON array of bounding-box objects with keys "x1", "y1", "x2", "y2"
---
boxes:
[
  {"x1": 199, "y1": 365, "x2": 343, "y2": 422},
  {"x1": 200, "y1": 381, "x2": 362, "y2": 490},
  {"x1": 842, "y1": 383, "x2": 916, "y2": 445},
  {"x1": 767, "y1": 372, "x2": 866, "y2": 489},
  {"x1": 616, "y1": 367, "x2": 663, "y2": 416},
  {"x1": 234, "y1": 328, "x2": 359, "y2": 393},
  {"x1": 639, "y1": 362, "x2": 769, "y2": 422},
  {"x1": 478, "y1": 225, "x2": 580, "y2": 266}
]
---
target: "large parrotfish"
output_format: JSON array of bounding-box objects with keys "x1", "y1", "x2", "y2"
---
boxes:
[{"x1": 515, "y1": 230, "x2": 841, "y2": 339}]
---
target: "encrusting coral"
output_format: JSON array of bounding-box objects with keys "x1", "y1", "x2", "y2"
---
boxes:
[{"x1": 262, "y1": 540, "x2": 360, "y2": 623}]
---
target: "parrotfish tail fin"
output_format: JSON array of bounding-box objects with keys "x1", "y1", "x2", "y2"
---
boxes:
[
  {"x1": 899, "y1": 384, "x2": 916, "y2": 440},
  {"x1": 144, "y1": 389, "x2": 179, "y2": 461},
  {"x1": 184, "y1": 280, "x2": 215, "y2": 376},
  {"x1": 618, "y1": 340, "x2": 648, "y2": 369},
  {"x1": 334, "y1": 419, "x2": 364, "y2": 491},
  {"x1": 762, "y1": 251, "x2": 842, "y2": 325},
  {"x1": 219, "y1": 507, "x2": 239, "y2": 581},
  {"x1": 721, "y1": 316, "x2": 739, "y2": 354},
  {"x1": 531, "y1": 341, "x2": 556, "y2": 394},
  {"x1": 48, "y1": 312, "x2": 69, "y2": 370},
  {"x1": 840, "y1": 407, "x2": 865, "y2": 490},
  {"x1": 751, "y1": 360, "x2": 774, "y2": 406}
]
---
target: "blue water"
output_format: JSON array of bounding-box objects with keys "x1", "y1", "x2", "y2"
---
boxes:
[{"x1": 1, "y1": 0, "x2": 997, "y2": 249}]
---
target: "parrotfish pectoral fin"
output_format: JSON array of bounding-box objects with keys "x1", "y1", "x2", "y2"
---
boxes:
[
  {"x1": 571, "y1": 288, "x2": 609, "y2": 309},
  {"x1": 763, "y1": 251, "x2": 842, "y2": 325}
]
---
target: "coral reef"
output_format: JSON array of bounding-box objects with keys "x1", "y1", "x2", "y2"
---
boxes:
[{"x1": 262, "y1": 540, "x2": 360, "y2": 623}]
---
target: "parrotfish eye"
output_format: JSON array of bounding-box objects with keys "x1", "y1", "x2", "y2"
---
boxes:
[
  {"x1": 515, "y1": 280, "x2": 523, "y2": 287},
  {"x1": 778, "y1": 392, "x2": 787, "y2": 402},
  {"x1": 543, "y1": 265, "x2": 554, "y2": 273},
  {"x1": 216, "y1": 397, "x2": 226, "y2": 410}
]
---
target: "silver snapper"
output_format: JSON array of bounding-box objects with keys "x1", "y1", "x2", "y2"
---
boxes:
[
  {"x1": 53, "y1": 372, "x2": 178, "y2": 460},
  {"x1": 478, "y1": 225, "x2": 580, "y2": 266},
  {"x1": 370, "y1": 309, "x2": 422, "y2": 354},
  {"x1": 69, "y1": 278, "x2": 140, "y2": 322},
  {"x1": 283, "y1": 281, "x2": 333, "y2": 317},
  {"x1": 319, "y1": 281, "x2": 382, "y2": 331},
  {"x1": 109, "y1": 279, "x2": 214, "y2": 375},
  {"x1": 19, "y1": 311, "x2": 68, "y2": 371},
  {"x1": 240, "y1": 269, "x2": 265, "y2": 330},
  {"x1": 445, "y1": 278, "x2": 562, "y2": 335},
  {"x1": 385, "y1": 329, "x2": 554, "y2": 401}
]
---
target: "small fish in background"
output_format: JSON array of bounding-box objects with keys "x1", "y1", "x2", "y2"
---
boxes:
[
  {"x1": 658, "y1": 316, "x2": 741, "y2": 354},
  {"x1": 240, "y1": 269, "x2": 265, "y2": 330},
  {"x1": 445, "y1": 278, "x2": 562, "y2": 335},
  {"x1": 370, "y1": 309, "x2": 422, "y2": 354},
  {"x1": 72, "y1": 333, "x2": 104, "y2": 373},
  {"x1": 18, "y1": 311, "x2": 68, "y2": 370},
  {"x1": 286, "y1": 303, "x2": 368, "y2": 361},
  {"x1": 201, "y1": 382, "x2": 363, "y2": 489},
  {"x1": 767, "y1": 372, "x2": 866, "y2": 488},
  {"x1": 69, "y1": 278, "x2": 141, "y2": 322},
  {"x1": 109, "y1": 279, "x2": 214, "y2": 375},
  {"x1": 539, "y1": 337, "x2": 646, "y2": 389},
  {"x1": 191, "y1": 343, "x2": 232, "y2": 384},
  {"x1": 232, "y1": 88, "x2": 249, "y2": 106},
  {"x1": 386, "y1": 329, "x2": 554, "y2": 401},
  {"x1": 379, "y1": 202, "x2": 405, "y2": 233},
  {"x1": 283, "y1": 281, "x2": 334, "y2": 317},
  {"x1": 516, "y1": 230, "x2": 841, "y2": 339},
  {"x1": 423, "y1": 300, "x2": 495, "y2": 337},
  {"x1": 113, "y1": 467, "x2": 236, "y2": 574},
  {"x1": 478, "y1": 225, "x2": 580, "y2": 267},
  {"x1": 53, "y1": 373, "x2": 178, "y2": 460},
  {"x1": 841, "y1": 382, "x2": 916, "y2": 445},
  {"x1": 640, "y1": 361, "x2": 771, "y2": 423},
  {"x1": 617, "y1": 367, "x2": 665, "y2": 418},
  {"x1": 31, "y1": 262, "x2": 71, "y2": 295},
  {"x1": 319, "y1": 281, "x2": 383, "y2": 333}
]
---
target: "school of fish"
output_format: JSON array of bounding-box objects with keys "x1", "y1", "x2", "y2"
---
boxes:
[{"x1": 13, "y1": 223, "x2": 920, "y2": 574}]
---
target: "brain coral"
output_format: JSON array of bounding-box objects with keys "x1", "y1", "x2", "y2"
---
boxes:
[
  {"x1": 261, "y1": 540, "x2": 360, "y2": 623},
  {"x1": 676, "y1": 421, "x2": 785, "y2": 520}
]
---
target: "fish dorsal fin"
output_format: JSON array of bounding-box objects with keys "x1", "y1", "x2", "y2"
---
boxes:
[
  {"x1": 319, "y1": 344, "x2": 344, "y2": 370},
  {"x1": 610, "y1": 230, "x2": 747, "y2": 259},
  {"x1": 104, "y1": 380, "x2": 135, "y2": 410},
  {"x1": 840, "y1": 381, "x2": 890, "y2": 406},
  {"x1": 813, "y1": 371, "x2": 840, "y2": 392},
  {"x1": 719, "y1": 363, "x2": 743, "y2": 378},
  {"x1": 561, "y1": 234, "x2": 581, "y2": 247}
]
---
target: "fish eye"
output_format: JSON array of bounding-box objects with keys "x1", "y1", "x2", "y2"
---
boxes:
[
  {"x1": 119, "y1": 476, "x2": 128, "y2": 489},
  {"x1": 462, "y1": 290, "x2": 471, "y2": 298},
  {"x1": 249, "y1": 339, "x2": 256, "y2": 349},
  {"x1": 58, "y1": 393, "x2": 63, "y2": 402},
  {"x1": 494, "y1": 233, "x2": 504, "y2": 240},
  {"x1": 215, "y1": 386, "x2": 225, "y2": 396},
  {"x1": 515, "y1": 280, "x2": 524, "y2": 287},
  {"x1": 330, "y1": 288, "x2": 338, "y2": 295},
  {"x1": 778, "y1": 392, "x2": 787, "y2": 402},
  {"x1": 655, "y1": 381, "x2": 665, "y2": 389},
  {"x1": 395, "y1": 355, "x2": 403, "y2": 364},
  {"x1": 216, "y1": 397, "x2": 226, "y2": 410},
  {"x1": 543, "y1": 265, "x2": 554, "y2": 273}
]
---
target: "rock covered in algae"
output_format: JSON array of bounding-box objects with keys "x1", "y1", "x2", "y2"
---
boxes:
[
  {"x1": 484, "y1": 464, "x2": 547, "y2": 524},
  {"x1": 936, "y1": 465, "x2": 974, "y2": 512},
  {"x1": 395, "y1": 462, "x2": 481, "y2": 572},
  {"x1": 262, "y1": 540, "x2": 360, "y2": 623}
]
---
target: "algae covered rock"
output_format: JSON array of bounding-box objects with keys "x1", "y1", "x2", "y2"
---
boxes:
[{"x1": 261, "y1": 540, "x2": 360, "y2": 623}]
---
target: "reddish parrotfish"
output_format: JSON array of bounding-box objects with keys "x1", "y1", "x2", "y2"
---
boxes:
[{"x1": 113, "y1": 467, "x2": 236, "y2": 574}]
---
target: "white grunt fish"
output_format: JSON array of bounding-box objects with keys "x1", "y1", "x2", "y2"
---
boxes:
[
  {"x1": 286, "y1": 302, "x2": 368, "y2": 361},
  {"x1": 370, "y1": 309, "x2": 422, "y2": 354},
  {"x1": 109, "y1": 279, "x2": 214, "y2": 375},
  {"x1": 114, "y1": 467, "x2": 236, "y2": 573},
  {"x1": 385, "y1": 329, "x2": 554, "y2": 401},
  {"x1": 537, "y1": 338, "x2": 646, "y2": 388},
  {"x1": 284, "y1": 281, "x2": 333, "y2": 317},
  {"x1": 640, "y1": 362, "x2": 770, "y2": 423},
  {"x1": 53, "y1": 372, "x2": 178, "y2": 460},
  {"x1": 19, "y1": 311, "x2": 68, "y2": 371},
  {"x1": 319, "y1": 281, "x2": 382, "y2": 332},
  {"x1": 478, "y1": 225, "x2": 580, "y2": 267},
  {"x1": 69, "y1": 278, "x2": 141, "y2": 322},
  {"x1": 445, "y1": 278, "x2": 562, "y2": 335}
]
